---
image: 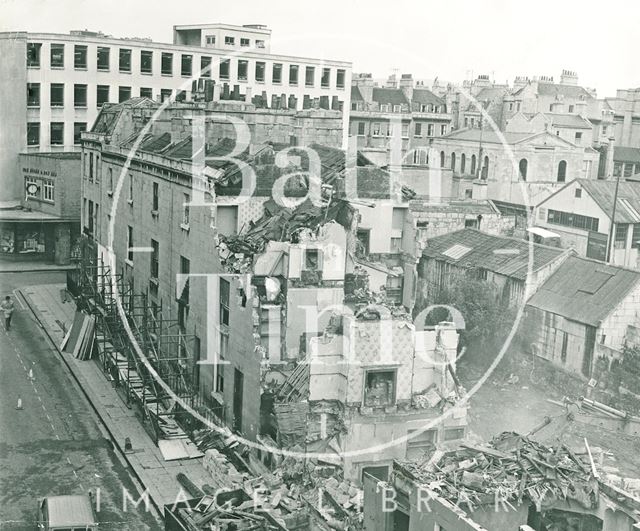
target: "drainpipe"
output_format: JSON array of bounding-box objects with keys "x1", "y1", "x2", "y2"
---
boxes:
[{"x1": 606, "y1": 170, "x2": 621, "y2": 264}]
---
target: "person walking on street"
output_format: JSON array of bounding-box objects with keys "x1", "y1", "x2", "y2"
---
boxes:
[{"x1": 1, "y1": 295, "x2": 15, "y2": 331}]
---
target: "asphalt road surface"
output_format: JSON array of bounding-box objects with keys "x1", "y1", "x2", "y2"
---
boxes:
[{"x1": 0, "y1": 271, "x2": 161, "y2": 530}]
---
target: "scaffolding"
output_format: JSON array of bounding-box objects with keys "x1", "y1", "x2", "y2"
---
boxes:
[{"x1": 69, "y1": 241, "x2": 222, "y2": 444}]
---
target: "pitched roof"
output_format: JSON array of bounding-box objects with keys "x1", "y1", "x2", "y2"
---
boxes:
[
  {"x1": 535, "y1": 82, "x2": 593, "y2": 100},
  {"x1": 514, "y1": 81, "x2": 593, "y2": 100},
  {"x1": 409, "y1": 199, "x2": 499, "y2": 215},
  {"x1": 351, "y1": 85, "x2": 364, "y2": 102},
  {"x1": 475, "y1": 86, "x2": 509, "y2": 101},
  {"x1": 526, "y1": 256, "x2": 640, "y2": 326},
  {"x1": 421, "y1": 228, "x2": 567, "y2": 280},
  {"x1": 614, "y1": 146, "x2": 640, "y2": 164},
  {"x1": 547, "y1": 113, "x2": 593, "y2": 129},
  {"x1": 371, "y1": 87, "x2": 408, "y2": 106},
  {"x1": 412, "y1": 88, "x2": 443, "y2": 106},
  {"x1": 577, "y1": 179, "x2": 640, "y2": 223},
  {"x1": 91, "y1": 98, "x2": 156, "y2": 135},
  {"x1": 442, "y1": 129, "x2": 538, "y2": 144}
]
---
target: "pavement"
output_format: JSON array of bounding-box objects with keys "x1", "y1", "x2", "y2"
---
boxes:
[
  {"x1": 0, "y1": 271, "x2": 161, "y2": 531},
  {"x1": 0, "y1": 259, "x2": 77, "y2": 273},
  {"x1": 19, "y1": 283, "x2": 215, "y2": 519}
]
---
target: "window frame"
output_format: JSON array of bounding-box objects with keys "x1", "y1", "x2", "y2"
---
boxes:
[
  {"x1": 73, "y1": 122, "x2": 87, "y2": 145},
  {"x1": 50, "y1": 83, "x2": 64, "y2": 107},
  {"x1": 74, "y1": 45, "x2": 88, "y2": 70},
  {"x1": 557, "y1": 160, "x2": 567, "y2": 182},
  {"x1": 150, "y1": 239, "x2": 159, "y2": 280},
  {"x1": 321, "y1": 67, "x2": 330, "y2": 88},
  {"x1": 200, "y1": 56, "x2": 212, "y2": 78},
  {"x1": 97, "y1": 46, "x2": 110, "y2": 71},
  {"x1": 237, "y1": 60, "x2": 248, "y2": 81},
  {"x1": 219, "y1": 278, "x2": 230, "y2": 326},
  {"x1": 255, "y1": 61, "x2": 266, "y2": 83},
  {"x1": 127, "y1": 226, "x2": 134, "y2": 262},
  {"x1": 50, "y1": 43, "x2": 64, "y2": 68},
  {"x1": 50, "y1": 122, "x2": 64, "y2": 145},
  {"x1": 118, "y1": 86, "x2": 132, "y2": 103},
  {"x1": 161, "y1": 52, "x2": 173, "y2": 76},
  {"x1": 272, "y1": 63, "x2": 283, "y2": 84},
  {"x1": 139, "y1": 87, "x2": 153, "y2": 99},
  {"x1": 42, "y1": 179, "x2": 54, "y2": 202},
  {"x1": 181, "y1": 54, "x2": 193, "y2": 77},
  {"x1": 615, "y1": 223, "x2": 629, "y2": 249},
  {"x1": 27, "y1": 42, "x2": 42, "y2": 68},
  {"x1": 96, "y1": 85, "x2": 109, "y2": 107},
  {"x1": 152, "y1": 182, "x2": 159, "y2": 212},
  {"x1": 182, "y1": 193, "x2": 190, "y2": 226},
  {"x1": 289, "y1": 64, "x2": 299, "y2": 86},
  {"x1": 27, "y1": 122, "x2": 40, "y2": 146},
  {"x1": 140, "y1": 50, "x2": 153, "y2": 74},
  {"x1": 119, "y1": 48, "x2": 132, "y2": 73},
  {"x1": 74, "y1": 83, "x2": 88, "y2": 108},
  {"x1": 27, "y1": 83, "x2": 40, "y2": 107},
  {"x1": 219, "y1": 58, "x2": 230, "y2": 80}
]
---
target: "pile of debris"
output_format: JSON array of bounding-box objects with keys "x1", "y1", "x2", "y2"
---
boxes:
[
  {"x1": 399, "y1": 432, "x2": 600, "y2": 512},
  {"x1": 189, "y1": 424, "x2": 364, "y2": 529},
  {"x1": 217, "y1": 198, "x2": 355, "y2": 274}
]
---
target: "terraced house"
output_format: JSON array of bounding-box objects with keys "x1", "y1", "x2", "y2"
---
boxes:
[{"x1": 349, "y1": 73, "x2": 452, "y2": 167}]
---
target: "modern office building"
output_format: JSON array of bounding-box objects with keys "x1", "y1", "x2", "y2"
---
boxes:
[{"x1": 0, "y1": 23, "x2": 352, "y2": 205}]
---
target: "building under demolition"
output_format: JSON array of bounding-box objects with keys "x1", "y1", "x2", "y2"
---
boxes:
[
  {"x1": 71, "y1": 93, "x2": 473, "y2": 509},
  {"x1": 363, "y1": 432, "x2": 640, "y2": 531}
]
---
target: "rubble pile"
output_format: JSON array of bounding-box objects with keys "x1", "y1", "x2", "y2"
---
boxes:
[
  {"x1": 184, "y1": 423, "x2": 364, "y2": 530},
  {"x1": 217, "y1": 198, "x2": 355, "y2": 274},
  {"x1": 400, "y1": 432, "x2": 600, "y2": 512}
]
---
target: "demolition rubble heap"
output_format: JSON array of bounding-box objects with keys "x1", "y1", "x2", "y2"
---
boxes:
[
  {"x1": 217, "y1": 197, "x2": 355, "y2": 274},
  {"x1": 398, "y1": 432, "x2": 600, "y2": 511},
  {"x1": 167, "y1": 422, "x2": 364, "y2": 530}
]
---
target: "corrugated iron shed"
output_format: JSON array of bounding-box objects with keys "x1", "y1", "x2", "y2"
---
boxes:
[
  {"x1": 421, "y1": 228, "x2": 567, "y2": 280},
  {"x1": 526, "y1": 255, "x2": 640, "y2": 326}
]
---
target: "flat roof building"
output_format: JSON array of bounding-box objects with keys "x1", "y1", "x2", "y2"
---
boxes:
[{"x1": 0, "y1": 23, "x2": 352, "y2": 204}]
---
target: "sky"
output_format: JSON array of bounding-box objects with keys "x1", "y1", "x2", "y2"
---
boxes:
[{"x1": 2, "y1": 0, "x2": 639, "y2": 97}]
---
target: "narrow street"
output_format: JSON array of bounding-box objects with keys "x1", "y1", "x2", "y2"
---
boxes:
[{"x1": 0, "y1": 272, "x2": 161, "y2": 531}]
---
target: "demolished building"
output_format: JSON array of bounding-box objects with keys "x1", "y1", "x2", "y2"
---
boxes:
[{"x1": 363, "y1": 432, "x2": 640, "y2": 531}]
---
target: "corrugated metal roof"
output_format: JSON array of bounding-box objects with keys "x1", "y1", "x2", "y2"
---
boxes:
[
  {"x1": 614, "y1": 146, "x2": 640, "y2": 164},
  {"x1": 421, "y1": 228, "x2": 567, "y2": 280},
  {"x1": 526, "y1": 256, "x2": 640, "y2": 326},
  {"x1": 578, "y1": 179, "x2": 640, "y2": 223}
]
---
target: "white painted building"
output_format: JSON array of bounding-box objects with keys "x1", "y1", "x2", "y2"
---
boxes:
[{"x1": 0, "y1": 24, "x2": 352, "y2": 204}]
